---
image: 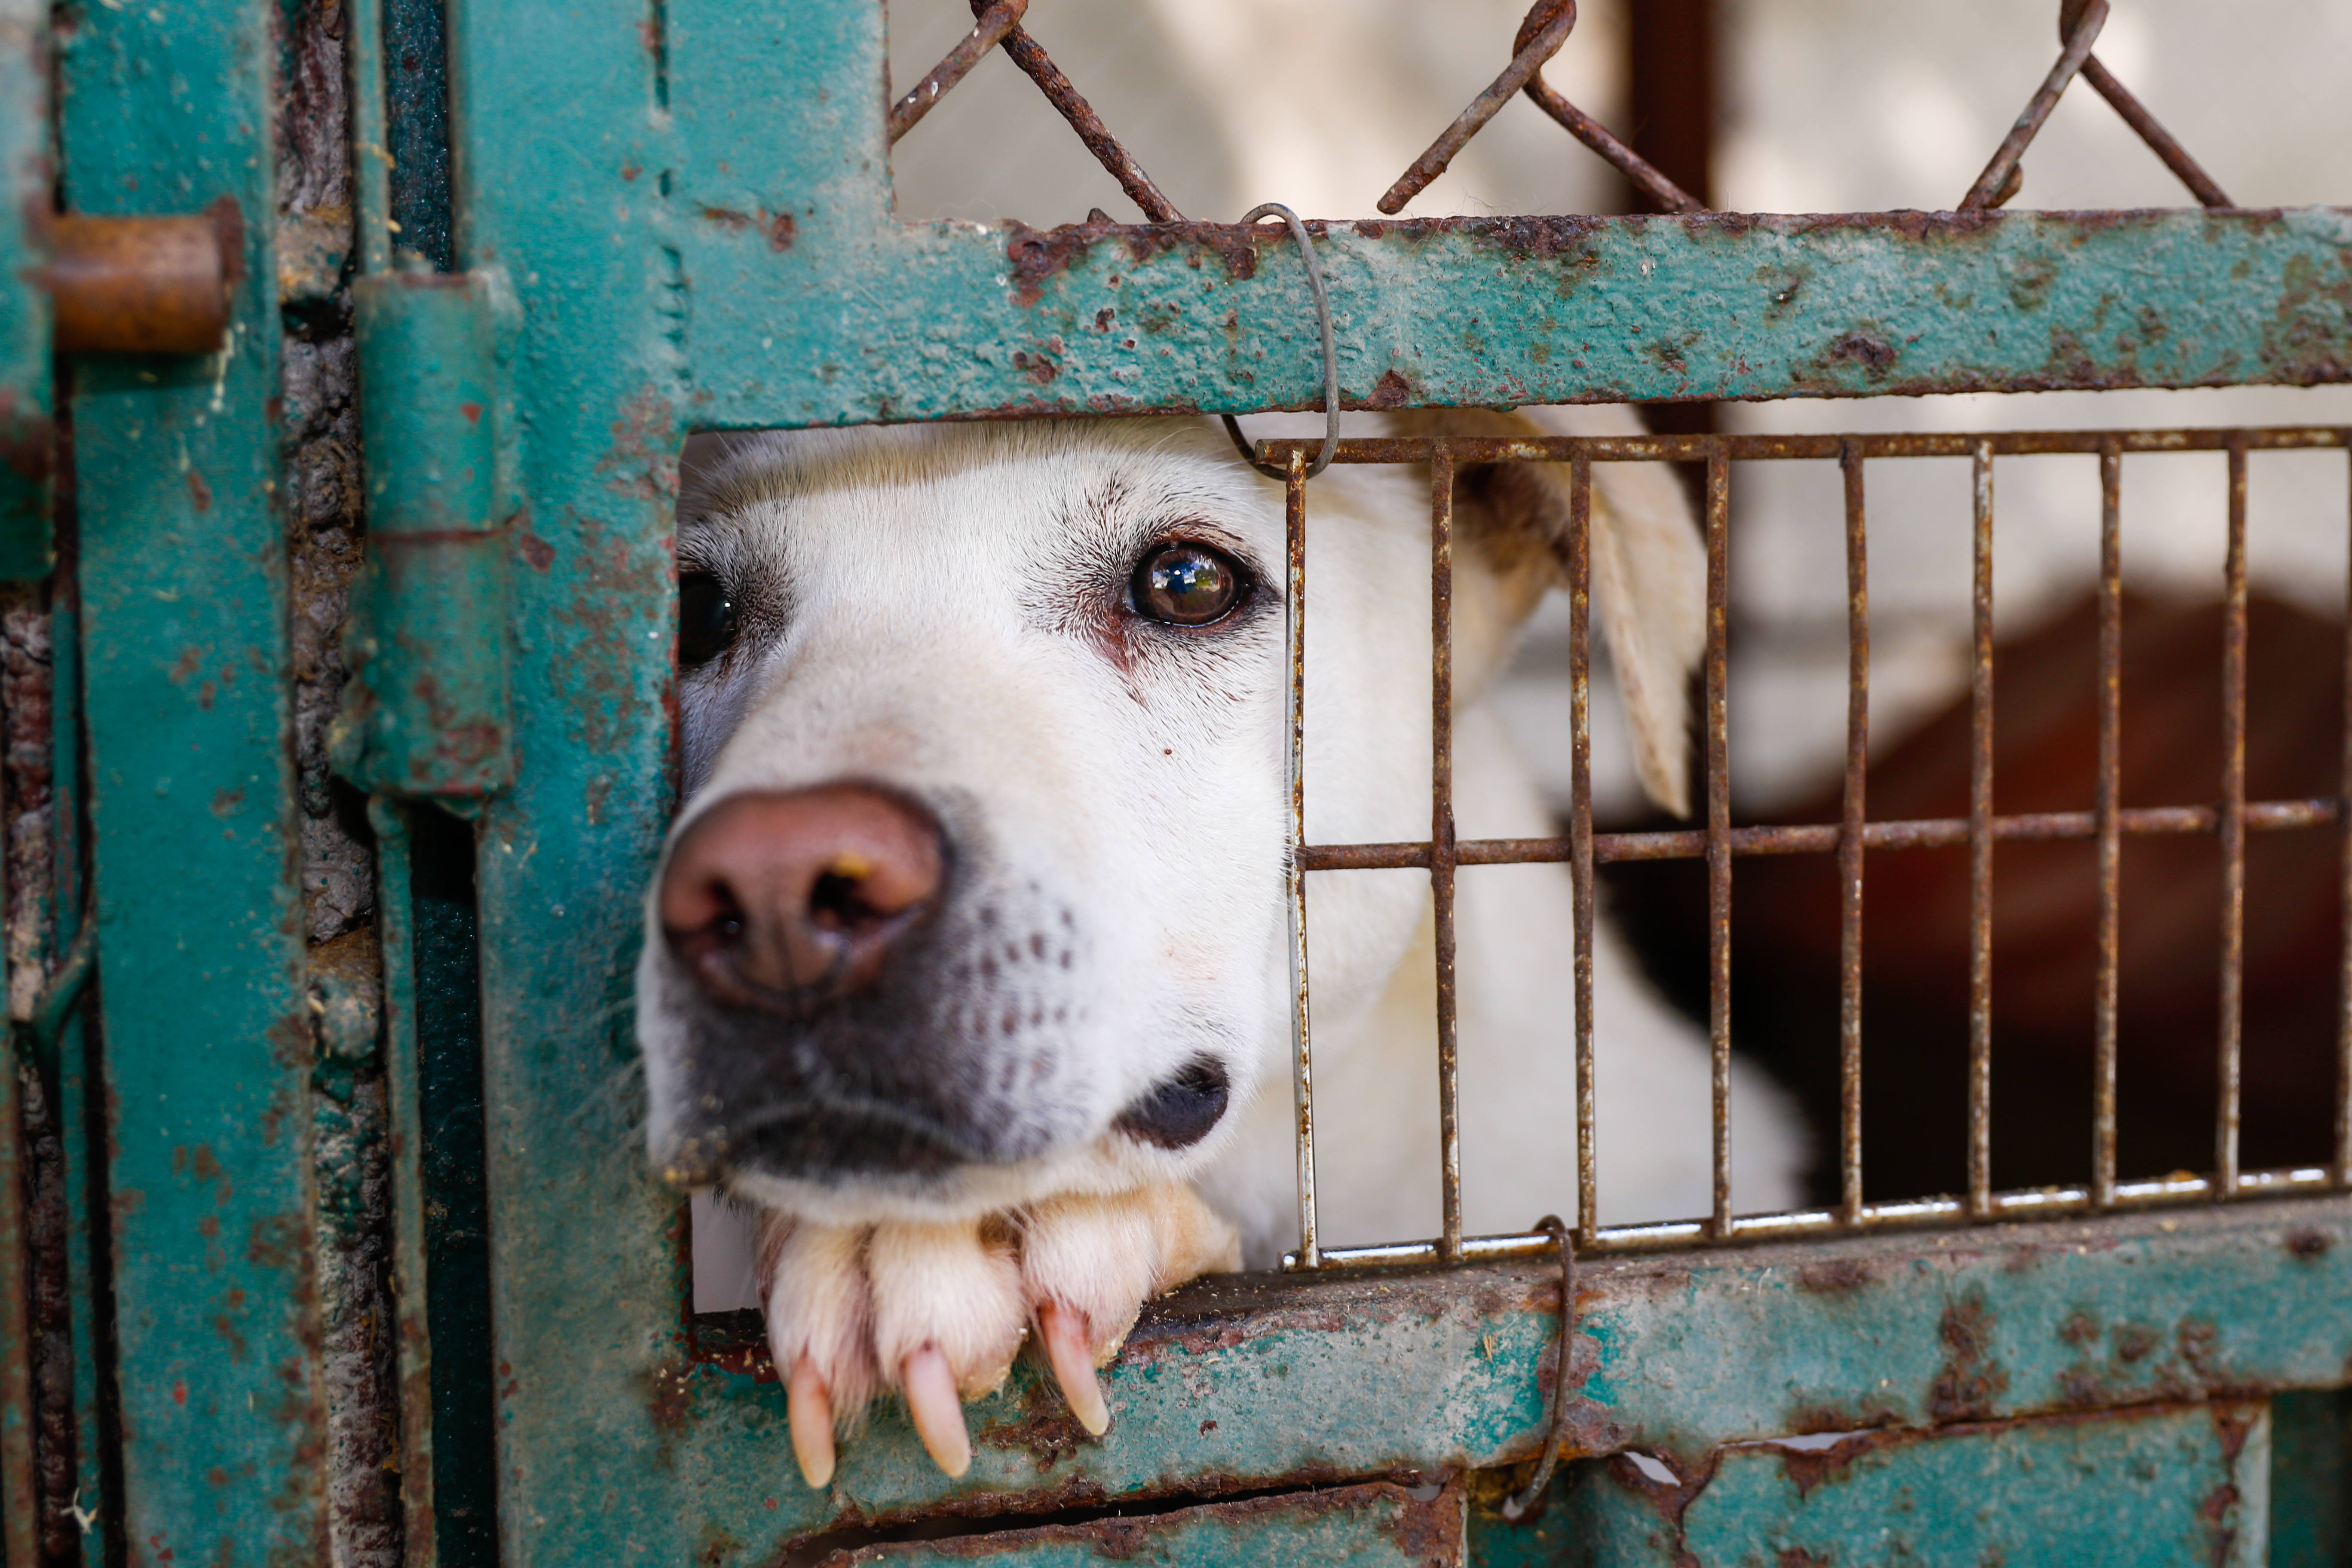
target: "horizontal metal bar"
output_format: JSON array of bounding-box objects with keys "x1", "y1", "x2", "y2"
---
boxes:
[
  {"x1": 1286, "y1": 1167, "x2": 2338, "y2": 1270},
  {"x1": 1297, "y1": 798, "x2": 2343, "y2": 873},
  {"x1": 1259, "y1": 426, "x2": 2352, "y2": 465},
  {"x1": 678, "y1": 209, "x2": 2352, "y2": 428}
]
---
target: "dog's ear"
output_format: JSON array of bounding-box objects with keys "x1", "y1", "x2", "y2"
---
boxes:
[{"x1": 1383, "y1": 406, "x2": 1705, "y2": 818}]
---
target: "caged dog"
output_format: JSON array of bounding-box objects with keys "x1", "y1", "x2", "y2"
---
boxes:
[{"x1": 635, "y1": 404, "x2": 1804, "y2": 1486}]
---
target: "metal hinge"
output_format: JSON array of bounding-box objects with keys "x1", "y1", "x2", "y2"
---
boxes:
[{"x1": 329, "y1": 266, "x2": 519, "y2": 804}]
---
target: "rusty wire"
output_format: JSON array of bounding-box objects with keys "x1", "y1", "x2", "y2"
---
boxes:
[
  {"x1": 1431, "y1": 452, "x2": 1464, "y2": 1263},
  {"x1": 1963, "y1": 0, "x2": 2233, "y2": 210},
  {"x1": 1272, "y1": 424, "x2": 2349, "y2": 1273},
  {"x1": 1498, "y1": 1217, "x2": 1577, "y2": 1523},
  {"x1": 886, "y1": 0, "x2": 1029, "y2": 144},
  {"x1": 1379, "y1": 0, "x2": 1700, "y2": 217},
  {"x1": 2092, "y1": 438, "x2": 2123, "y2": 1209}
]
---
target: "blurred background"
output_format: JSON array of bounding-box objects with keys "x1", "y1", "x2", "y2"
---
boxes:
[{"x1": 881, "y1": 0, "x2": 2352, "y2": 1207}]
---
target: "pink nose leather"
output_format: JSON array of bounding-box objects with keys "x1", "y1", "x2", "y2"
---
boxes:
[{"x1": 660, "y1": 785, "x2": 944, "y2": 1008}]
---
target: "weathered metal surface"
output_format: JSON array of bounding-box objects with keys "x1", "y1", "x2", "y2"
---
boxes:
[
  {"x1": 839, "y1": 1479, "x2": 1464, "y2": 1566},
  {"x1": 334, "y1": 270, "x2": 514, "y2": 801},
  {"x1": 43, "y1": 209, "x2": 239, "y2": 355},
  {"x1": 0, "y1": 0, "x2": 51, "y2": 580},
  {"x1": 2269, "y1": 1389, "x2": 2350, "y2": 1566},
  {"x1": 54, "y1": 0, "x2": 326, "y2": 1562},
  {"x1": 1478, "y1": 1403, "x2": 2267, "y2": 1567},
  {"x1": 678, "y1": 206, "x2": 2352, "y2": 431}
]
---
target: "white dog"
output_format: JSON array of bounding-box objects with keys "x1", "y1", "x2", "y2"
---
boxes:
[{"x1": 636, "y1": 404, "x2": 1803, "y2": 1488}]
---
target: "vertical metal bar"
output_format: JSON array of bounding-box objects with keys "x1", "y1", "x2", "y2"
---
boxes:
[
  {"x1": 2340, "y1": 447, "x2": 2352, "y2": 1191},
  {"x1": 1568, "y1": 452, "x2": 1598, "y2": 1246},
  {"x1": 1969, "y1": 441, "x2": 1996, "y2": 1218},
  {"x1": 2093, "y1": 439, "x2": 2124, "y2": 1209},
  {"x1": 1430, "y1": 449, "x2": 1462, "y2": 1264},
  {"x1": 1705, "y1": 441, "x2": 1733, "y2": 1238},
  {"x1": 347, "y1": 0, "x2": 392, "y2": 276},
  {"x1": 2217, "y1": 435, "x2": 2249, "y2": 1198},
  {"x1": 1286, "y1": 451, "x2": 1320, "y2": 1269},
  {"x1": 1838, "y1": 441, "x2": 1868, "y2": 1225},
  {"x1": 1, "y1": 1031, "x2": 39, "y2": 1568},
  {"x1": 366, "y1": 799, "x2": 438, "y2": 1568}
]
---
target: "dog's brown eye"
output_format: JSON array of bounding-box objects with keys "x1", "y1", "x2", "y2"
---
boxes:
[
  {"x1": 1133, "y1": 543, "x2": 1245, "y2": 627},
  {"x1": 679, "y1": 571, "x2": 739, "y2": 667}
]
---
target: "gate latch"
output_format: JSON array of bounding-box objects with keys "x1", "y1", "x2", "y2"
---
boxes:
[{"x1": 330, "y1": 267, "x2": 518, "y2": 804}]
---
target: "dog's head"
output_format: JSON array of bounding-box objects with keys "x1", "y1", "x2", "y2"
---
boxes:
[{"x1": 636, "y1": 413, "x2": 1701, "y2": 1223}]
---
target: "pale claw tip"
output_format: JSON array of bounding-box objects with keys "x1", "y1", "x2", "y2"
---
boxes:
[
  {"x1": 787, "y1": 1353, "x2": 836, "y2": 1490},
  {"x1": 1039, "y1": 1301, "x2": 1111, "y2": 1436},
  {"x1": 902, "y1": 1345, "x2": 973, "y2": 1478}
]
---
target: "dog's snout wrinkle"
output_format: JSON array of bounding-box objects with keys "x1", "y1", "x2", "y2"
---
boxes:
[{"x1": 662, "y1": 785, "x2": 945, "y2": 1011}]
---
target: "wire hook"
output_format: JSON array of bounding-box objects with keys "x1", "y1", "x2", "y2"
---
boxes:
[
  {"x1": 1500, "y1": 1216, "x2": 1578, "y2": 1522},
  {"x1": 1222, "y1": 202, "x2": 1338, "y2": 481}
]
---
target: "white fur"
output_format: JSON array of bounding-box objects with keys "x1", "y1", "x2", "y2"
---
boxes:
[{"x1": 638, "y1": 408, "x2": 1804, "y2": 1417}]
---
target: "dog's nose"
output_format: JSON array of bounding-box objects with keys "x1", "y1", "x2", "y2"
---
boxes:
[{"x1": 660, "y1": 785, "x2": 945, "y2": 1008}]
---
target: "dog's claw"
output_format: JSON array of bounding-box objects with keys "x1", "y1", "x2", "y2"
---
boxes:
[
  {"x1": 1038, "y1": 1301, "x2": 1111, "y2": 1436},
  {"x1": 902, "y1": 1345, "x2": 973, "y2": 1477},
  {"x1": 787, "y1": 1353, "x2": 837, "y2": 1490}
]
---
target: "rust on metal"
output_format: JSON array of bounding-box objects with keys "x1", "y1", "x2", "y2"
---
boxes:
[
  {"x1": 1258, "y1": 427, "x2": 2352, "y2": 469},
  {"x1": 971, "y1": 0, "x2": 1183, "y2": 223},
  {"x1": 1567, "y1": 452, "x2": 1598, "y2": 1245},
  {"x1": 2094, "y1": 438, "x2": 2125, "y2": 1209},
  {"x1": 1705, "y1": 440, "x2": 1732, "y2": 1240},
  {"x1": 1380, "y1": 0, "x2": 1580, "y2": 216},
  {"x1": 1962, "y1": 0, "x2": 2108, "y2": 210},
  {"x1": 44, "y1": 200, "x2": 242, "y2": 354},
  {"x1": 888, "y1": 0, "x2": 1030, "y2": 144},
  {"x1": 1285, "y1": 452, "x2": 1320, "y2": 1269},
  {"x1": 1297, "y1": 798, "x2": 2346, "y2": 874},
  {"x1": 2217, "y1": 435, "x2": 2250, "y2": 1197},
  {"x1": 1380, "y1": 0, "x2": 1700, "y2": 216},
  {"x1": 1968, "y1": 441, "x2": 1997, "y2": 1217},
  {"x1": 2076, "y1": 54, "x2": 2232, "y2": 208},
  {"x1": 1839, "y1": 441, "x2": 1868, "y2": 1225},
  {"x1": 1430, "y1": 448, "x2": 1464, "y2": 1264}
]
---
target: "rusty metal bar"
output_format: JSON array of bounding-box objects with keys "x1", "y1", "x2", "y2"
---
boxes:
[
  {"x1": 1286, "y1": 1164, "x2": 2342, "y2": 1269},
  {"x1": 1285, "y1": 451, "x2": 1319, "y2": 1269},
  {"x1": 45, "y1": 205, "x2": 239, "y2": 354},
  {"x1": 2218, "y1": 435, "x2": 2250, "y2": 1197},
  {"x1": 1297, "y1": 799, "x2": 2343, "y2": 874},
  {"x1": 1961, "y1": 0, "x2": 2108, "y2": 209},
  {"x1": 977, "y1": 0, "x2": 1182, "y2": 223},
  {"x1": 1705, "y1": 440, "x2": 1733, "y2": 1239},
  {"x1": 1969, "y1": 441, "x2": 1997, "y2": 1217},
  {"x1": 1568, "y1": 452, "x2": 1598, "y2": 1246},
  {"x1": 1378, "y1": 0, "x2": 1581, "y2": 215},
  {"x1": 2342, "y1": 448, "x2": 2352, "y2": 1192},
  {"x1": 1430, "y1": 449, "x2": 1463, "y2": 1264},
  {"x1": 888, "y1": 0, "x2": 1029, "y2": 144},
  {"x1": 1521, "y1": 76, "x2": 1703, "y2": 214},
  {"x1": 2077, "y1": 54, "x2": 2233, "y2": 209},
  {"x1": 1839, "y1": 441, "x2": 1868, "y2": 1224},
  {"x1": 2094, "y1": 438, "x2": 2124, "y2": 1210},
  {"x1": 1256, "y1": 426, "x2": 2352, "y2": 467}
]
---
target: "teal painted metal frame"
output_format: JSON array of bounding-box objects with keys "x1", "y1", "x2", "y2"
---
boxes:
[
  {"x1": 419, "y1": 4, "x2": 2352, "y2": 1564},
  {"x1": 6, "y1": 0, "x2": 2349, "y2": 1559}
]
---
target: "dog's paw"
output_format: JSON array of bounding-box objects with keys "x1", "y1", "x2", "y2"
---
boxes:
[{"x1": 756, "y1": 1183, "x2": 1238, "y2": 1487}]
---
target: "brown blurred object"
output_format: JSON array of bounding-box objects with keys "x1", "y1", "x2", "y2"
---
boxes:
[
  {"x1": 43, "y1": 198, "x2": 241, "y2": 355},
  {"x1": 1605, "y1": 590, "x2": 2347, "y2": 1203}
]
